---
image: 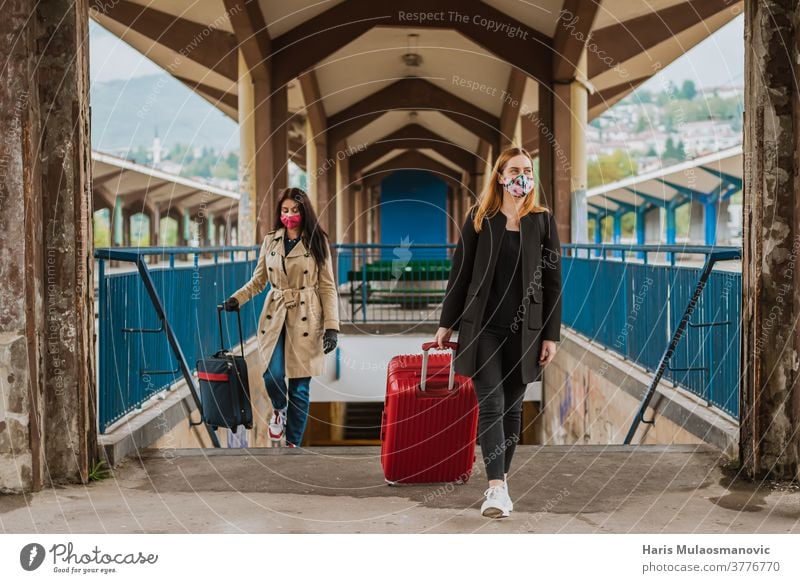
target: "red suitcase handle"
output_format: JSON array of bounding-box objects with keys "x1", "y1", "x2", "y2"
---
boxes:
[
  {"x1": 420, "y1": 341, "x2": 458, "y2": 392},
  {"x1": 421, "y1": 341, "x2": 459, "y2": 351}
]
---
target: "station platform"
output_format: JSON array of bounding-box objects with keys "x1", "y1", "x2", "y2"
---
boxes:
[{"x1": 2, "y1": 445, "x2": 798, "y2": 534}]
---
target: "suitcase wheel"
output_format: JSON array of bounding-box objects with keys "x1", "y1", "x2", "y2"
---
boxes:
[{"x1": 385, "y1": 479, "x2": 399, "y2": 487}]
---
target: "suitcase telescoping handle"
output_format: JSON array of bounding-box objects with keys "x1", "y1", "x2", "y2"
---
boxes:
[
  {"x1": 216, "y1": 304, "x2": 245, "y2": 358},
  {"x1": 420, "y1": 341, "x2": 458, "y2": 392}
]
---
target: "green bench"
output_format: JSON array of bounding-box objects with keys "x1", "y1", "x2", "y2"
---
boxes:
[{"x1": 346, "y1": 259, "x2": 452, "y2": 314}]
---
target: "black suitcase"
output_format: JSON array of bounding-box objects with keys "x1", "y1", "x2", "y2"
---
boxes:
[{"x1": 195, "y1": 305, "x2": 253, "y2": 431}]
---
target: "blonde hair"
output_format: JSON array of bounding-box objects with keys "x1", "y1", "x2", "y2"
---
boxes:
[{"x1": 470, "y1": 146, "x2": 549, "y2": 232}]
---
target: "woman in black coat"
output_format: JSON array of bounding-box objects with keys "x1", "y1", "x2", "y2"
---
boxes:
[{"x1": 434, "y1": 146, "x2": 562, "y2": 518}]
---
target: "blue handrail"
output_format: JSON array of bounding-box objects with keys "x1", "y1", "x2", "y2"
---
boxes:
[
  {"x1": 560, "y1": 243, "x2": 742, "y2": 423},
  {"x1": 94, "y1": 246, "x2": 263, "y2": 434}
]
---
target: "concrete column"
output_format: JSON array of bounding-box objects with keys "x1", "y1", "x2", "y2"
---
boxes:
[
  {"x1": 150, "y1": 206, "x2": 160, "y2": 247},
  {"x1": 312, "y1": 139, "x2": 332, "y2": 239},
  {"x1": 357, "y1": 185, "x2": 368, "y2": 245},
  {"x1": 365, "y1": 186, "x2": 373, "y2": 245},
  {"x1": 446, "y1": 187, "x2": 453, "y2": 243},
  {"x1": 717, "y1": 197, "x2": 732, "y2": 244},
  {"x1": 264, "y1": 85, "x2": 289, "y2": 216},
  {"x1": 352, "y1": 182, "x2": 363, "y2": 244},
  {"x1": 335, "y1": 142, "x2": 351, "y2": 244},
  {"x1": 112, "y1": 196, "x2": 123, "y2": 246},
  {"x1": 740, "y1": 0, "x2": 800, "y2": 481},
  {"x1": 537, "y1": 82, "x2": 555, "y2": 211},
  {"x1": 214, "y1": 218, "x2": 224, "y2": 246},
  {"x1": 645, "y1": 207, "x2": 661, "y2": 243},
  {"x1": 688, "y1": 199, "x2": 704, "y2": 243},
  {"x1": 324, "y1": 142, "x2": 338, "y2": 244},
  {"x1": 0, "y1": 0, "x2": 96, "y2": 492},
  {"x1": 551, "y1": 49, "x2": 589, "y2": 244},
  {"x1": 374, "y1": 184, "x2": 381, "y2": 245},
  {"x1": 237, "y1": 51, "x2": 257, "y2": 246},
  {"x1": 121, "y1": 208, "x2": 133, "y2": 246}
]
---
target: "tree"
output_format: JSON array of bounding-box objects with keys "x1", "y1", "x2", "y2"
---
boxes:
[
  {"x1": 587, "y1": 150, "x2": 638, "y2": 188},
  {"x1": 680, "y1": 79, "x2": 697, "y2": 101},
  {"x1": 675, "y1": 140, "x2": 687, "y2": 161},
  {"x1": 663, "y1": 137, "x2": 687, "y2": 162}
]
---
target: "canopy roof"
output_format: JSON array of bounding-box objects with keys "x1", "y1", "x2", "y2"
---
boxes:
[{"x1": 91, "y1": 0, "x2": 742, "y2": 162}]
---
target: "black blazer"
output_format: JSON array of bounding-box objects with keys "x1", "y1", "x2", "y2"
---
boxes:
[{"x1": 439, "y1": 207, "x2": 562, "y2": 383}]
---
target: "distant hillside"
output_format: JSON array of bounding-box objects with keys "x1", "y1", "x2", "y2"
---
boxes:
[{"x1": 90, "y1": 74, "x2": 238, "y2": 152}]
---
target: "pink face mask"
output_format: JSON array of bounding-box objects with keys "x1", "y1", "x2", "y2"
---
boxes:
[{"x1": 280, "y1": 213, "x2": 302, "y2": 230}]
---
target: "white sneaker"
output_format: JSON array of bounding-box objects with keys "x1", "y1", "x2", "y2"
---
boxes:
[
  {"x1": 503, "y1": 474, "x2": 513, "y2": 512},
  {"x1": 481, "y1": 484, "x2": 512, "y2": 518},
  {"x1": 268, "y1": 408, "x2": 287, "y2": 443}
]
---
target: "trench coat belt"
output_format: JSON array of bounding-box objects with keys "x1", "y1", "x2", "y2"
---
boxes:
[{"x1": 270, "y1": 286, "x2": 316, "y2": 309}]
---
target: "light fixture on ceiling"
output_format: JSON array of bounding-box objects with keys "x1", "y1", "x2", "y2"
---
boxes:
[
  {"x1": 408, "y1": 111, "x2": 419, "y2": 122},
  {"x1": 402, "y1": 33, "x2": 422, "y2": 69}
]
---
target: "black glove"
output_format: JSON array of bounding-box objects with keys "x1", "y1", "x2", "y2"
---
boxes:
[
  {"x1": 323, "y1": 329, "x2": 338, "y2": 354},
  {"x1": 223, "y1": 297, "x2": 239, "y2": 312}
]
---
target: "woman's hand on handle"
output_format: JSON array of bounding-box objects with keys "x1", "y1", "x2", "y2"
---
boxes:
[
  {"x1": 539, "y1": 340, "x2": 557, "y2": 366},
  {"x1": 434, "y1": 327, "x2": 453, "y2": 349}
]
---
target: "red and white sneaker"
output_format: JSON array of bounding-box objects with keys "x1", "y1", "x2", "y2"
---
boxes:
[{"x1": 268, "y1": 408, "x2": 286, "y2": 445}]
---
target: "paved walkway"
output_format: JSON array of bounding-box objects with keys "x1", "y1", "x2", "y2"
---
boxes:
[{"x1": 2, "y1": 445, "x2": 798, "y2": 534}]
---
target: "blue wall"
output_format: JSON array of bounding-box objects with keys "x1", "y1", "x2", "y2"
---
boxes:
[{"x1": 379, "y1": 170, "x2": 448, "y2": 260}]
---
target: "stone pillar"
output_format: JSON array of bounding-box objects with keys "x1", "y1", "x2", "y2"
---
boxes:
[
  {"x1": 237, "y1": 51, "x2": 257, "y2": 246},
  {"x1": 740, "y1": 0, "x2": 800, "y2": 481},
  {"x1": 0, "y1": 0, "x2": 96, "y2": 492}
]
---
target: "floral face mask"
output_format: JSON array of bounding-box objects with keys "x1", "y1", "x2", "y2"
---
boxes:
[{"x1": 503, "y1": 174, "x2": 534, "y2": 198}]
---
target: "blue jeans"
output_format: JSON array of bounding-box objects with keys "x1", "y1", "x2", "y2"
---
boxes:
[{"x1": 262, "y1": 324, "x2": 311, "y2": 446}]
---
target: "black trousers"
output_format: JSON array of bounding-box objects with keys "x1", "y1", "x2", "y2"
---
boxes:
[{"x1": 472, "y1": 322, "x2": 528, "y2": 481}]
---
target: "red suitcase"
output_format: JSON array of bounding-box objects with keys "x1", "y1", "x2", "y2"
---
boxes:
[{"x1": 381, "y1": 341, "x2": 479, "y2": 484}]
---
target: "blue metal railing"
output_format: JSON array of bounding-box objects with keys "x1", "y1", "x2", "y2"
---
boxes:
[
  {"x1": 95, "y1": 246, "x2": 264, "y2": 433},
  {"x1": 561, "y1": 244, "x2": 741, "y2": 420},
  {"x1": 94, "y1": 241, "x2": 742, "y2": 434}
]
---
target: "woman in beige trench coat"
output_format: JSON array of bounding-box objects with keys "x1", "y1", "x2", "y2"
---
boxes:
[{"x1": 223, "y1": 187, "x2": 340, "y2": 447}]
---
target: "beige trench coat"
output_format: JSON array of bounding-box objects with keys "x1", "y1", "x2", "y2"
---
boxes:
[{"x1": 231, "y1": 227, "x2": 340, "y2": 378}]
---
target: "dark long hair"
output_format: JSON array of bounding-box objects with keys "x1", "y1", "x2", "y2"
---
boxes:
[{"x1": 272, "y1": 187, "x2": 330, "y2": 265}]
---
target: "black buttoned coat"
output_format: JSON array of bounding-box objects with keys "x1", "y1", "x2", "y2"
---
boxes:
[{"x1": 438, "y1": 208, "x2": 562, "y2": 384}]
